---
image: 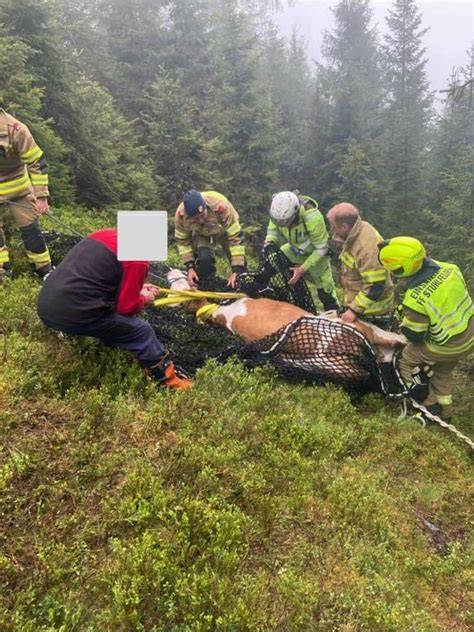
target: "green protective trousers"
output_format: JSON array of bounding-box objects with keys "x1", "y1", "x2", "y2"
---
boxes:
[
  {"x1": 280, "y1": 243, "x2": 338, "y2": 309},
  {"x1": 280, "y1": 244, "x2": 339, "y2": 310}
]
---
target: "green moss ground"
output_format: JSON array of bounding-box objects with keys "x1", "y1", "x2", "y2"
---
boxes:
[{"x1": 0, "y1": 245, "x2": 472, "y2": 631}]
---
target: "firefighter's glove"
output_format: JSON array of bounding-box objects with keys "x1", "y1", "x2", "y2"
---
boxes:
[{"x1": 406, "y1": 365, "x2": 433, "y2": 402}]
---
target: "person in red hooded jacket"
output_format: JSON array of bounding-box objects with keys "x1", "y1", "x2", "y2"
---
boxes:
[{"x1": 37, "y1": 228, "x2": 191, "y2": 390}]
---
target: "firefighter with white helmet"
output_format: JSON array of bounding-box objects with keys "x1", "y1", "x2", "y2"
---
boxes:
[
  {"x1": 378, "y1": 236, "x2": 473, "y2": 420},
  {"x1": 265, "y1": 191, "x2": 338, "y2": 311}
]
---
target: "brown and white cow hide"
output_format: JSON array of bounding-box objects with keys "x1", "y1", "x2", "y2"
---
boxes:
[{"x1": 166, "y1": 270, "x2": 406, "y2": 363}]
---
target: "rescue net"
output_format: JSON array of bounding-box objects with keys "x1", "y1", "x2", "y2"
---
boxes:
[
  {"x1": 45, "y1": 232, "x2": 387, "y2": 393},
  {"x1": 219, "y1": 316, "x2": 384, "y2": 394},
  {"x1": 195, "y1": 243, "x2": 317, "y2": 314}
]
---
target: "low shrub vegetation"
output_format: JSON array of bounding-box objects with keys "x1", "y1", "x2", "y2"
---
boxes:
[{"x1": 0, "y1": 262, "x2": 472, "y2": 631}]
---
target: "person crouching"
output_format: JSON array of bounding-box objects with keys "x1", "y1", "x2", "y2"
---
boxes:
[{"x1": 37, "y1": 228, "x2": 192, "y2": 390}]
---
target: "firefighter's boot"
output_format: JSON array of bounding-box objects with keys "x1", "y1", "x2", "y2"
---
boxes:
[{"x1": 149, "y1": 355, "x2": 192, "y2": 391}]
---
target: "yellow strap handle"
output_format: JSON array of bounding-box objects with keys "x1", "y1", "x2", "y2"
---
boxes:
[
  {"x1": 196, "y1": 303, "x2": 220, "y2": 322},
  {"x1": 153, "y1": 287, "x2": 247, "y2": 309}
]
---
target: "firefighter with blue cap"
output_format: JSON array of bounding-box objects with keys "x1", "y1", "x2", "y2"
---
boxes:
[
  {"x1": 174, "y1": 189, "x2": 246, "y2": 288},
  {"x1": 378, "y1": 236, "x2": 473, "y2": 420}
]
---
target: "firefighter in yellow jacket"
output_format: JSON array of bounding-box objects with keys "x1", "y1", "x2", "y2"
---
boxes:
[
  {"x1": 378, "y1": 236, "x2": 473, "y2": 421},
  {"x1": 0, "y1": 109, "x2": 52, "y2": 278},
  {"x1": 174, "y1": 190, "x2": 246, "y2": 288},
  {"x1": 327, "y1": 202, "x2": 394, "y2": 326}
]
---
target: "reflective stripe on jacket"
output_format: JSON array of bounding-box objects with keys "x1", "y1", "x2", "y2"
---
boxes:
[
  {"x1": 402, "y1": 260, "x2": 474, "y2": 354},
  {"x1": 339, "y1": 217, "x2": 394, "y2": 315},
  {"x1": 0, "y1": 109, "x2": 49, "y2": 199},
  {"x1": 174, "y1": 191, "x2": 245, "y2": 268},
  {"x1": 265, "y1": 195, "x2": 329, "y2": 272}
]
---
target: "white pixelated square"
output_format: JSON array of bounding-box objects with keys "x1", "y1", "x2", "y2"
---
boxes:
[{"x1": 117, "y1": 211, "x2": 168, "y2": 261}]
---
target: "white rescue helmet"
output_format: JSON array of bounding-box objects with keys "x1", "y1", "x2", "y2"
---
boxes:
[{"x1": 270, "y1": 191, "x2": 300, "y2": 227}]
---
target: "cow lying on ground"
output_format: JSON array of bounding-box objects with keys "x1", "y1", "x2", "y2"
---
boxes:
[{"x1": 166, "y1": 269, "x2": 406, "y2": 364}]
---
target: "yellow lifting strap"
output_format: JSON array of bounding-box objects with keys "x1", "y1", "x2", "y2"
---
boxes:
[
  {"x1": 153, "y1": 287, "x2": 247, "y2": 308},
  {"x1": 196, "y1": 303, "x2": 221, "y2": 322}
]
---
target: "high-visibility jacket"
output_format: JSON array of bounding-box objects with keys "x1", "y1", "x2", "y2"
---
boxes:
[
  {"x1": 338, "y1": 217, "x2": 394, "y2": 315},
  {"x1": 401, "y1": 259, "x2": 474, "y2": 355},
  {"x1": 0, "y1": 109, "x2": 49, "y2": 200},
  {"x1": 265, "y1": 195, "x2": 329, "y2": 272},
  {"x1": 174, "y1": 191, "x2": 245, "y2": 269}
]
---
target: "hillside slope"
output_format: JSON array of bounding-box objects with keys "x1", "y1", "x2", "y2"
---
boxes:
[{"x1": 0, "y1": 276, "x2": 472, "y2": 631}]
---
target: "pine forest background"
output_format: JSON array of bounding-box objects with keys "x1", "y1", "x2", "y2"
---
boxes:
[
  {"x1": 0, "y1": 0, "x2": 472, "y2": 282},
  {"x1": 1, "y1": 2, "x2": 474, "y2": 630}
]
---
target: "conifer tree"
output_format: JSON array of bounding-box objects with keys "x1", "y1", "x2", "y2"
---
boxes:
[
  {"x1": 331, "y1": 139, "x2": 378, "y2": 216},
  {"x1": 70, "y1": 80, "x2": 158, "y2": 209},
  {"x1": 142, "y1": 74, "x2": 218, "y2": 209},
  {"x1": 262, "y1": 25, "x2": 313, "y2": 189},
  {"x1": 0, "y1": 22, "x2": 72, "y2": 204},
  {"x1": 379, "y1": 0, "x2": 432, "y2": 234},
  {"x1": 1, "y1": 0, "x2": 158, "y2": 208},
  {"x1": 206, "y1": 2, "x2": 281, "y2": 222},
  {"x1": 308, "y1": 0, "x2": 382, "y2": 213},
  {"x1": 423, "y1": 50, "x2": 473, "y2": 280}
]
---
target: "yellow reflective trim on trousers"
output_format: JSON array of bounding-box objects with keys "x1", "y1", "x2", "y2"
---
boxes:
[
  {"x1": 437, "y1": 394, "x2": 453, "y2": 406},
  {"x1": 20, "y1": 145, "x2": 43, "y2": 163},
  {"x1": 426, "y1": 336, "x2": 474, "y2": 356},
  {"x1": 0, "y1": 249, "x2": 10, "y2": 264},
  {"x1": 30, "y1": 174, "x2": 48, "y2": 185},
  {"x1": 0, "y1": 173, "x2": 30, "y2": 195},
  {"x1": 230, "y1": 245, "x2": 245, "y2": 256},
  {"x1": 175, "y1": 229, "x2": 189, "y2": 239},
  {"x1": 226, "y1": 221, "x2": 241, "y2": 237},
  {"x1": 360, "y1": 269, "x2": 386, "y2": 283},
  {"x1": 26, "y1": 249, "x2": 51, "y2": 267},
  {"x1": 177, "y1": 245, "x2": 193, "y2": 255},
  {"x1": 401, "y1": 316, "x2": 429, "y2": 333}
]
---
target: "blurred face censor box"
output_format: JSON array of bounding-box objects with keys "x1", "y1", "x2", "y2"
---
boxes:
[{"x1": 117, "y1": 211, "x2": 168, "y2": 261}]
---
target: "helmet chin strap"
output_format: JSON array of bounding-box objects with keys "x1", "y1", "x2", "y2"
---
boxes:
[{"x1": 287, "y1": 212, "x2": 299, "y2": 228}]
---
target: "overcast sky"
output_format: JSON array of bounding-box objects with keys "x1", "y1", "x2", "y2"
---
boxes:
[{"x1": 274, "y1": 1, "x2": 473, "y2": 102}]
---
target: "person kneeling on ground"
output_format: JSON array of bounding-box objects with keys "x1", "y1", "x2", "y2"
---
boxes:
[
  {"x1": 37, "y1": 228, "x2": 192, "y2": 391},
  {"x1": 378, "y1": 236, "x2": 473, "y2": 420},
  {"x1": 174, "y1": 189, "x2": 246, "y2": 288}
]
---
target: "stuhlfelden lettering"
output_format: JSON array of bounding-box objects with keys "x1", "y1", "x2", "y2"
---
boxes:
[{"x1": 410, "y1": 267, "x2": 452, "y2": 307}]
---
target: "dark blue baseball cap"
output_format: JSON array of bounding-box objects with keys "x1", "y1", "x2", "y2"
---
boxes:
[{"x1": 183, "y1": 189, "x2": 205, "y2": 217}]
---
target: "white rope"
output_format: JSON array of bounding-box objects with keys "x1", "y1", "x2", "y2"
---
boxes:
[
  {"x1": 390, "y1": 355, "x2": 474, "y2": 450},
  {"x1": 409, "y1": 399, "x2": 474, "y2": 449}
]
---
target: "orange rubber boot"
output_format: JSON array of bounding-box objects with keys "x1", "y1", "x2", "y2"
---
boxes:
[
  {"x1": 148, "y1": 355, "x2": 193, "y2": 391},
  {"x1": 162, "y1": 362, "x2": 193, "y2": 391}
]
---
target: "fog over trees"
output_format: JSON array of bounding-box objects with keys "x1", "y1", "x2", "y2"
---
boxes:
[{"x1": 1, "y1": 0, "x2": 471, "y2": 276}]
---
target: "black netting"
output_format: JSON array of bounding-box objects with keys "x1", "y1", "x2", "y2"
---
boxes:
[
  {"x1": 150, "y1": 243, "x2": 317, "y2": 313},
  {"x1": 236, "y1": 244, "x2": 316, "y2": 313},
  {"x1": 219, "y1": 316, "x2": 384, "y2": 394},
  {"x1": 45, "y1": 232, "x2": 387, "y2": 393}
]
